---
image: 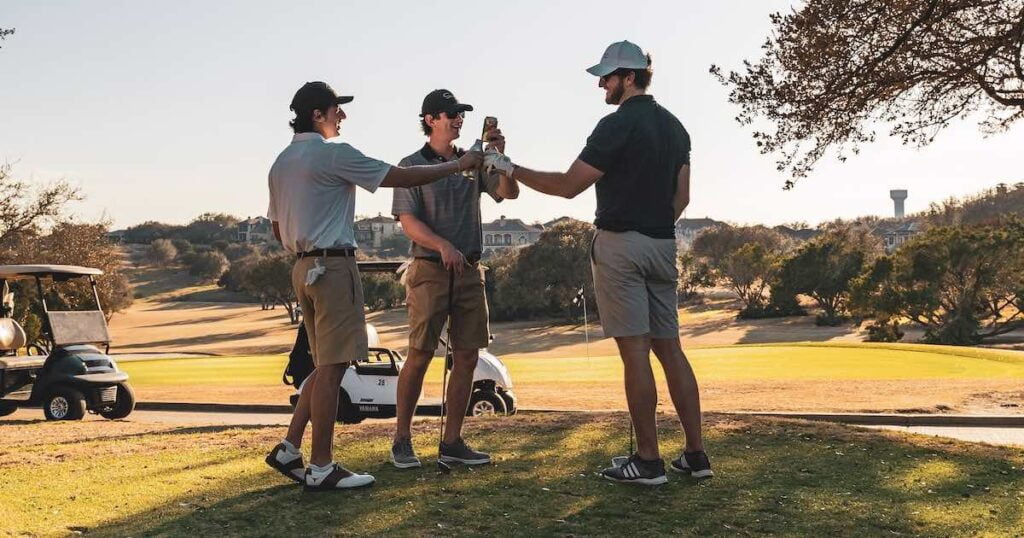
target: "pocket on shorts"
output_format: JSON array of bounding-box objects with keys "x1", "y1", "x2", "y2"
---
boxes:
[{"x1": 589, "y1": 230, "x2": 599, "y2": 264}]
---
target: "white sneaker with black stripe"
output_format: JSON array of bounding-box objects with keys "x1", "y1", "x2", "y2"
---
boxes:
[{"x1": 600, "y1": 454, "x2": 668, "y2": 485}]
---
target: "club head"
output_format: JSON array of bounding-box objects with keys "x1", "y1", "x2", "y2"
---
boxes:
[{"x1": 437, "y1": 460, "x2": 451, "y2": 474}]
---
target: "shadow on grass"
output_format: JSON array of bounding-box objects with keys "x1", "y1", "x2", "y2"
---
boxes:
[{"x1": 54, "y1": 414, "x2": 1023, "y2": 537}]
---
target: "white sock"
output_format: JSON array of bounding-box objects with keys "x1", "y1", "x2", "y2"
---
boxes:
[
  {"x1": 308, "y1": 462, "x2": 334, "y2": 483},
  {"x1": 280, "y1": 439, "x2": 300, "y2": 456}
]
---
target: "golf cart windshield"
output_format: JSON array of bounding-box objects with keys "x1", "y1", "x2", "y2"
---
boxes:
[{"x1": 0, "y1": 265, "x2": 110, "y2": 347}]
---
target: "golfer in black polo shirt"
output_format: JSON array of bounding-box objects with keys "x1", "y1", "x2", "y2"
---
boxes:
[{"x1": 484, "y1": 41, "x2": 712, "y2": 484}]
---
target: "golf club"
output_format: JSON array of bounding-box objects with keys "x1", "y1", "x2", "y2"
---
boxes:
[{"x1": 437, "y1": 269, "x2": 456, "y2": 474}]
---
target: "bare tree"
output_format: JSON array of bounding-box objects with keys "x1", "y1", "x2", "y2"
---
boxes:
[
  {"x1": 712, "y1": 0, "x2": 1024, "y2": 186},
  {"x1": 0, "y1": 163, "x2": 83, "y2": 254}
]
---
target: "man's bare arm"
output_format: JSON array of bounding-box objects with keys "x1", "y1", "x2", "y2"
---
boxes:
[
  {"x1": 495, "y1": 172, "x2": 519, "y2": 199},
  {"x1": 381, "y1": 161, "x2": 458, "y2": 188},
  {"x1": 511, "y1": 159, "x2": 603, "y2": 199},
  {"x1": 381, "y1": 151, "x2": 483, "y2": 188},
  {"x1": 673, "y1": 164, "x2": 691, "y2": 220}
]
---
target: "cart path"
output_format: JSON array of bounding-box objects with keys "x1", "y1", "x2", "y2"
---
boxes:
[{"x1": 5, "y1": 408, "x2": 1024, "y2": 448}]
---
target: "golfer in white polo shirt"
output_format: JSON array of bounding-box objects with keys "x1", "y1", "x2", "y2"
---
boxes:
[{"x1": 264, "y1": 81, "x2": 482, "y2": 492}]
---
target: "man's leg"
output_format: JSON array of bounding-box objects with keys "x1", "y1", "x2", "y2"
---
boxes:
[
  {"x1": 443, "y1": 348, "x2": 479, "y2": 444},
  {"x1": 615, "y1": 335, "x2": 659, "y2": 460},
  {"x1": 651, "y1": 338, "x2": 704, "y2": 452},
  {"x1": 285, "y1": 369, "x2": 317, "y2": 447},
  {"x1": 309, "y1": 362, "x2": 347, "y2": 467},
  {"x1": 394, "y1": 347, "x2": 433, "y2": 442}
]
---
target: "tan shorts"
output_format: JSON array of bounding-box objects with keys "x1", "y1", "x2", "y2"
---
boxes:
[
  {"x1": 292, "y1": 256, "x2": 368, "y2": 366},
  {"x1": 590, "y1": 229, "x2": 679, "y2": 339},
  {"x1": 405, "y1": 258, "x2": 490, "y2": 353}
]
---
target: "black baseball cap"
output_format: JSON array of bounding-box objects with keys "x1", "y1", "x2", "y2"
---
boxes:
[
  {"x1": 290, "y1": 81, "x2": 353, "y2": 113},
  {"x1": 420, "y1": 89, "x2": 473, "y2": 117}
]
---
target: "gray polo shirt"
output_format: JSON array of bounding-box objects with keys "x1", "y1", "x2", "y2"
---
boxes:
[
  {"x1": 268, "y1": 133, "x2": 391, "y2": 254},
  {"x1": 391, "y1": 144, "x2": 502, "y2": 258}
]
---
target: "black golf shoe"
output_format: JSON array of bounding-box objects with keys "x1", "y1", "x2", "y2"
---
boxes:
[
  {"x1": 438, "y1": 438, "x2": 490, "y2": 465},
  {"x1": 670, "y1": 450, "x2": 714, "y2": 479},
  {"x1": 600, "y1": 453, "x2": 668, "y2": 485}
]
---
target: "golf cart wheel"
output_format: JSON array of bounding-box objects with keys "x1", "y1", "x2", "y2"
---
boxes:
[
  {"x1": 44, "y1": 387, "x2": 86, "y2": 421},
  {"x1": 0, "y1": 400, "x2": 18, "y2": 417},
  {"x1": 336, "y1": 391, "x2": 365, "y2": 424},
  {"x1": 99, "y1": 383, "x2": 136, "y2": 420},
  {"x1": 467, "y1": 391, "x2": 507, "y2": 417}
]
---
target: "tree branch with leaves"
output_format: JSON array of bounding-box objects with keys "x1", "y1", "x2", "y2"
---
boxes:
[{"x1": 712, "y1": 0, "x2": 1024, "y2": 186}]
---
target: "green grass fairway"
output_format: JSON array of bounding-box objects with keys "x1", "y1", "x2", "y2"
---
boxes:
[
  {"x1": 2, "y1": 413, "x2": 1022, "y2": 536},
  {"x1": 120, "y1": 342, "x2": 1024, "y2": 388}
]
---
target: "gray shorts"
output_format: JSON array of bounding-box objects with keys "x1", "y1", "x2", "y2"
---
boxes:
[{"x1": 590, "y1": 229, "x2": 679, "y2": 339}]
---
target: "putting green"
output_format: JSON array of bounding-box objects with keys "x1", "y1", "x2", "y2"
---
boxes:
[{"x1": 119, "y1": 343, "x2": 1024, "y2": 388}]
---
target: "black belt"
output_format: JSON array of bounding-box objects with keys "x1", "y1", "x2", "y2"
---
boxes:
[
  {"x1": 297, "y1": 248, "x2": 356, "y2": 259},
  {"x1": 416, "y1": 253, "x2": 481, "y2": 265}
]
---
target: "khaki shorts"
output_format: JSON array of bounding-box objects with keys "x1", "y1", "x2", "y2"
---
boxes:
[
  {"x1": 590, "y1": 229, "x2": 679, "y2": 339},
  {"x1": 292, "y1": 256, "x2": 368, "y2": 366},
  {"x1": 405, "y1": 258, "x2": 490, "y2": 353}
]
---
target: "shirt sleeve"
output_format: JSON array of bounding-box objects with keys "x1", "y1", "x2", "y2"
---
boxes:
[
  {"x1": 578, "y1": 112, "x2": 631, "y2": 172},
  {"x1": 391, "y1": 156, "x2": 424, "y2": 219},
  {"x1": 679, "y1": 125, "x2": 692, "y2": 166},
  {"x1": 324, "y1": 142, "x2": 392, "y2": 193},
  {"x1": 479, "y1": 168, "x2": 503, "y2": 203},
  {"x1": 266, "y1": 172, "x2": 277, "y2": 220}
]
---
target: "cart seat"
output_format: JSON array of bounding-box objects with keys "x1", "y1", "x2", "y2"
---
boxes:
[
  {"x1": 0, "y1": 318, "x2": 27, "y2": 352},
  {"x1": 0, "y1": 355, "x2": 46, "y2": 369}
]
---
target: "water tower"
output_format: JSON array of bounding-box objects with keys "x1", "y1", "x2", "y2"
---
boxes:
[{"x1": 890, "y1": 189, "x2": 908, "y2": 218}]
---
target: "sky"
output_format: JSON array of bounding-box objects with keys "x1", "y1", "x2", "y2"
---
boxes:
[{"x1": 1, "y1": 0, "x2": 1021, "y2": 230}]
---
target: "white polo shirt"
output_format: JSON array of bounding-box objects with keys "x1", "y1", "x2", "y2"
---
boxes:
[{"x1": 267, "y1": 133, "x2": 392, "y2": 254}]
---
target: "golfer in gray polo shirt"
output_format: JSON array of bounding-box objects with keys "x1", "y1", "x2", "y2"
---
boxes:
[
  {"x1": 389, "y1": 89, "x2": 518, "y2": 469},
  {"x1": 264, "y1": 81, "x2": 482, "y2": 492},
  {"x1": 484, "y1": 42, "x2": 712, "y2": 484}
]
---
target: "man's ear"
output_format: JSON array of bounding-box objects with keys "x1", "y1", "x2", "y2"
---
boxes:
[
  {"x1": 624, "y1": 71, "x2": 636, "y2": 89},
  {"x1": 312, "y1": 108, "x2": 327, "y2": 124},
  {"x1": 423, "y1": 113, "x2": 437, "y2": 128}
]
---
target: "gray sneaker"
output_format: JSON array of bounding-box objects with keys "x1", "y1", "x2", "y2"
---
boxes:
[
  {"x1": 390, "y1": 438, "x2": 421, "y2": 469},
  {"x1": 439, "y1": 438, "x2": 491, "y2": 465}
]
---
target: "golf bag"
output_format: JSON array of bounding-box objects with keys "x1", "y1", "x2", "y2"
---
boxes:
[{"x1": 282, "y1": 324, "x2": 314, "y2": 389}]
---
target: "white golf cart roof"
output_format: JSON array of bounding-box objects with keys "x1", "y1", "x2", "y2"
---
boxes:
[{"x1": 0, "y1": 265, "x2": 104, "y2": 280}]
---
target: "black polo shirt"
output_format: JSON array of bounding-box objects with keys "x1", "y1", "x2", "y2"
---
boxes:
[{"x1": 578, "y1": 94, "x2": 690, "y2": 239}]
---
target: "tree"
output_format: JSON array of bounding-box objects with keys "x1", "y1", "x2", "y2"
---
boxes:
[
  {"x1": 712, "y1": 0, "x2": 1024, "y2": 185},
  {"x1": 242, "y1": 254, "x2": 299, "y2": 323},
  {"x1": 181, "y1": 213, "x2": 240, "y2": 244},
  {"x1": 362, "y1": 273, "x2": 405, "y2": 312},
  {"x1": 677, "y1": 250, "x2": 715, "y2": 304},
  {"x1": 692, "y1": 225, "x2": 791, "y2": 317},
  {"x1": 147, "y1": 239, "x2": 177, "y2": 264},
  {"x1": 490, "y1": 220, "x2": 597, "y2": 321},
  {"x1": 223, "y1": 242, "x2": 260, "y2": 262},
  {"x1": 123, "y1": 221, "x2": 183, "y2": 244},
  {"x1": 377, "y1": 233, "x2": 412, "y2": 259},
  {"x1": 187, "y1": 251, "x2": 229, "y2": 282},
  {"x1": 851, "y1": 219, "x2": 1024, "y2": 344},
  {"x1": 778, "y1": 224, "x2": 882, "y2": 325},
  {"x1": 0, "y1": 163, "x2": 83, "y2": 253},
  {"x1": 6, "y1": 222, "x2": 133, "y2": 343}
]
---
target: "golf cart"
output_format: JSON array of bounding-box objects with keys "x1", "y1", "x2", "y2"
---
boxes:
[
  {"x1": 0, "y1": 265, "x2": 135, "y2": 421},
  {"x1": 283, "y1": 261, "x2": 517, "y2": 423}
]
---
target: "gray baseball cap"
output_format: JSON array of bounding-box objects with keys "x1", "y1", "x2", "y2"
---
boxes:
[{"x1": 586, "y1": 40, "x2": 649, "y2": 77}]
